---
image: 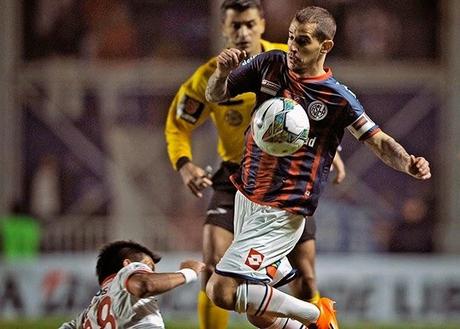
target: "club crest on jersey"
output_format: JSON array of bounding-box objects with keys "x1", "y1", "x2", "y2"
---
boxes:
[
  {"x1": 224, "y1": 109, "x2": 243, "y2": 126},
  {"x1": 307, "y1": 101, "x2": 328, "y2": 121},
  {"x1": 177, "y1": 95, "x2": 204, "y2": 124},
  {"x1": 261, "y1": 79, "x2": 281, "y2": 96},
  {"x1": 245, "y1": 248, "x2": 265, "y2": 270}
]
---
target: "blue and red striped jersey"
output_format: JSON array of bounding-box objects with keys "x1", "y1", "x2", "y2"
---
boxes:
[{"x1": 226, "y1": 50, "x2": 380, "y2": 216}]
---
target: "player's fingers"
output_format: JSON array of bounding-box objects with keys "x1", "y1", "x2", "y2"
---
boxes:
[
  {"x1": 418, "y1": 172, "x2": 432, "y2": 180},
  {"x1": 218, "y1": 51, "x2": 236, "y2": 66},
  {"x1": 418, "y1": 161, "x2": 430, "y2": 172},
  {"x1": 217, "y1": 54, "x2": 232, "y2": 67},
  {"x1": 228, "y1": 51, "x2": 241, "y2": 66},
  {"x1": 221, "y1": 48, "x2": 238, "y2": 60},
  {"x1": 415, "y1": 158, "x2": 430, "y2": 174},
  {"x1": 187, "y1": 181, "x2": 203, "y2": 198},
  {"x1": 413, "y1": 162, "x2": 431, "y2": 179},
  {"x1": 189, "y1": 176, "x2": 211, "y2": 193},
  {"x1": 334, "y1": 172, "x2": 346, "y2": 184},
  {"x1": 201, "y1": 176, "x2": 213, "y2": 186},
  {"x1": 412, "y1": 155, "x2": 426, "y2": 165},
  {"x1": 222, "y1": 48, "x2": 242, "y2": 66}
]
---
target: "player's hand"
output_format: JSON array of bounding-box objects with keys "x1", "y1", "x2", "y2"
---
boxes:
[
  {"x1": 408, "y1": 155, "x2": 431, "y2": 180},
  {"x1": 331, "y1": 153, "x2": 346, "y2": 184},
  {"x1": 179, "y1": 162, "x2": 213, "y2": 198},
  {"x1": 215, "y1": 48, "x2": 247, "y2": 78},
  {"x1": 180, "y1": 260, "x2": 206, "y2": 274}
]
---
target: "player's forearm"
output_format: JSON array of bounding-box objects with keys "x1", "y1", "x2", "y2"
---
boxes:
[
  {"x1": 206, "y1": 71, "x2": 229, "y2": 103},
  {"x1": 366, "y1": 133, "x2": 411, "y2": 174},
  {"x1": 165, "y1": 130, "x2": 193, "y2": 169},
  {"x1": 128, "y1": 271, "x2": 196, "y2": 298}
]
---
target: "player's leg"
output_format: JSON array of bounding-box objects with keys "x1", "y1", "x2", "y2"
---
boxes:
[
  {"x1": 243, "y1": 226, "x2": 331, "y2": 329},
  {"x1": 207, "y1": 191, "x2": 326, "y2": 327},
  {"x1": 200, "y1": 224, "x2": 233, "y2": 329},
  {"x1": 239, "y1": 282, "x2": 339, "y2": 329},
  {"x1": 288, "y1": 216, "x2": 320, "y2": 304},
  {"x1": 199, "y1": 185, "x2": 235, "y2": 329},
  {"x1": 207, "y1": 273, "x2": 320, "y2": 326}
]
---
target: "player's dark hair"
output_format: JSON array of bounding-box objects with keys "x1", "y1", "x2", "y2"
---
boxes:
[
  {"x1": 220, "y1": 0, "x2": 263, "y2": 21},
  {"x1": 96, "y1": 240, "x2": 161, "y2": 285},
  {"x1": 294, "y1": 6, "x2": 336, "y2": 42}
]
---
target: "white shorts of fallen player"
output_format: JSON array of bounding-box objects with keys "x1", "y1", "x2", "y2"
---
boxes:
[{"x1": 216, "y1": 190, "x2": 305, "y2": 285}]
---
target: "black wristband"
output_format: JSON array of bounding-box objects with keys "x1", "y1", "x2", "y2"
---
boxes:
[{"x1": 176, "y1": 157, "x2": 191, "y2": 171}]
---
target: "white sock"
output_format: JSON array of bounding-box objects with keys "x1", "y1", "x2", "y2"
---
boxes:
[{"x1": 236, "y1": 282, "x2": 319, "y2": 325}]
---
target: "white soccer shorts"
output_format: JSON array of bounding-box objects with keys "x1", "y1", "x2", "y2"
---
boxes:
[{"x1": 216, "y1": 190, "x2": 305, "y2": 284}]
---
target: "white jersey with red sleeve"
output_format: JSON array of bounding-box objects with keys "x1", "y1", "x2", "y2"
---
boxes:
[{"x1": 59, "y1": 262, "x2": 164, "y2": 329}]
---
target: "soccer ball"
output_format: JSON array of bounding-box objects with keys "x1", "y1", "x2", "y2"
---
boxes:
[{"x1": 251, "y1": 97, "x2": 309, "y2": 157}]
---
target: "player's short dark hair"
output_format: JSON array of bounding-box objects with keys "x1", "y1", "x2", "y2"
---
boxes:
[
  {"x1": 220, "y1": 0, "x2": 263, "y2": 21},
  {"x1": 96, "y1": 240, "x2": 161, "y2": 285},
  {"x1": 294, "y1": 6, "x2": 336, "y2": 42}
]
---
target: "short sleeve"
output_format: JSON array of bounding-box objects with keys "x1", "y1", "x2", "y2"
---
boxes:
[
  {"x1": 115, "y1": 262, "x2": 153, "y2": 291},
  {"x1": 336, "y1": 82, "x2": 380, "y2": 141}
]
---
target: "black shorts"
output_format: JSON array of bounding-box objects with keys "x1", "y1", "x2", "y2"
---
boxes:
[
  {"x1": 205, "y1": 163, "x2": 316, "y2": 242},
  {"x1": 205, "y1": 162, "x2": 238, "y2": 233}
]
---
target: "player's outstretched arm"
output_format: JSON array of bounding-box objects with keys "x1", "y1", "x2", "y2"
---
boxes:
[
  {"x1": 126, "y1": 260, "x2": 205, "y2": 298},
  {"x1": 364, "y1": 131, "x2": 431, "y2": 180},
  {"x1": 206, "y1": 48, "x2": 246, "y2": 103}
]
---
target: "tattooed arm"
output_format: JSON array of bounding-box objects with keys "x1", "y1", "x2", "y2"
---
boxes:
[
  {"x1": 365, "y1": 131, "x2": 431, "y2": 180},
  {"x1": 206, "y1": 73, "x2": 230, "y2": 103},
  {"x1": 206, "y1": 48, "x2": 246, "y2": 103}
]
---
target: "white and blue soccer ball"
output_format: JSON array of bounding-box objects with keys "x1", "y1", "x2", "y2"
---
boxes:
[{"x1": 251, "y1": 97, "x2": 309, "y2": 157}]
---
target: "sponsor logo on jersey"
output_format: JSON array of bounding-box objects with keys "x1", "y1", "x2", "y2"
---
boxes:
[
  {"x1": 245, "y1": 248, "x2": 265, "y2": 270},
  {"x1": 177, "y1": 95, "x2": 204, "y2": 124},
  {"x1": 306, "y1": 136, "x2": 317, "y2": 148},
  {"x1": 224, "y1": 109, "x2": 243, "y2": 126},
  {"x1": 307, "y1": 101, "x2": 328, "y2": 121},
  {"x1": 261, "y1": 79, "x2": 281, "y2": 96},
  {"x1": 241, "y1": 54, "x2": 257, "y2": 66}
]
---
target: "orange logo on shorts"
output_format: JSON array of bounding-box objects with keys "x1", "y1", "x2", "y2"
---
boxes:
[{"x1": 245, "y1": 248, "x2": 265, "y2": 270}]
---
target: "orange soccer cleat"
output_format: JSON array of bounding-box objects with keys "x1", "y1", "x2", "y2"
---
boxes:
[{"x1": 310, "y1": 297, "x2": 339, "y2": 329}]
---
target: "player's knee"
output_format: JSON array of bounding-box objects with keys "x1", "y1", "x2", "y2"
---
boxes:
[
  {"x1": 204, "y1": 251, "x2": 224, "y2": 268},
  {"x1": 299, "y1": 270, "x2": 316, "y2": 284},
  {"x1": 206, "y1": 275, "x2": 236, "y2": 310}
]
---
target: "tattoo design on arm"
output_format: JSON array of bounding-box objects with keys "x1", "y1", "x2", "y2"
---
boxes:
[{"x1": 205, "y1": 73, "x2": 229, "y2": 103}]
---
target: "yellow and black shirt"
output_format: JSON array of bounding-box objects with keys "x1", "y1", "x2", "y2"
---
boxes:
[{"x1": 165, "y1": 40, "x2": 288, "y2": 170}]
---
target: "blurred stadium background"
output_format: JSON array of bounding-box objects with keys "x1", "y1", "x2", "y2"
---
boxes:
[{"x1": 0, "y1": 0, "x2": 459, "y2": 328}]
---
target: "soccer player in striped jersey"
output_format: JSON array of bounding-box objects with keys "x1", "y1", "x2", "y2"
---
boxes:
[
  {"x1": 165, "y1": 1, "x2": 345, "y2": 329},
  {"x1": 205, "y1": 5, "x2": 431, "y2": 329},
  {"x1": 59, "y1": 240, "x2": 205, "y2": 329}
]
